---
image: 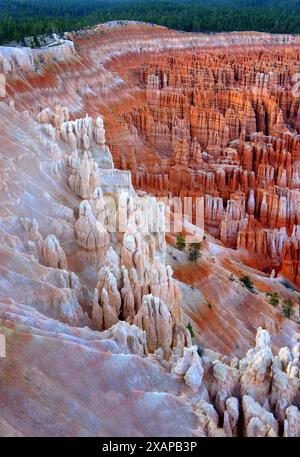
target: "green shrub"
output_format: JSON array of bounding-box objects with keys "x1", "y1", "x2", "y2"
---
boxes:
[
  {"x1": 187, "y1": 322, "x2": 195, "y2": 339},
  {"x1": 268, "y1": 292, "x2": 280, "y2": 307},
  {"x1": 239, "y1": 276, "x2": 254, "y2": 291},
  {"x1": 282, "y1": 299, "x2": 294, "y2": 319},
  {"x1": 188, "y1": 243, "x2": 201, "y2": 261},
  {"x1": 176, "y1": 233, "x2": 185, "y2": 251}
]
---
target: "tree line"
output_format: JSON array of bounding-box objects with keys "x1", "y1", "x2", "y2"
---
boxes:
[{"x1": 1, "y1": 0, "x2": 300, "y2": 44}]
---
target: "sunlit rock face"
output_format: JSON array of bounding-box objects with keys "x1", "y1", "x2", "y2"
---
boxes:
[{"x1": 0, "y1": 22, "x2": 300, "y2": 437}]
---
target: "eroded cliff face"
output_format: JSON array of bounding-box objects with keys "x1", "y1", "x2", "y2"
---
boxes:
[{"x1": 0, "y1": 22, "x2": 299, "y2": 437}]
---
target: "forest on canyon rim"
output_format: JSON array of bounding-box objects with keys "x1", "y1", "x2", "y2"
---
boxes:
[{"x1": 2, "y1": 0, "x2": 300, "y2": 43}]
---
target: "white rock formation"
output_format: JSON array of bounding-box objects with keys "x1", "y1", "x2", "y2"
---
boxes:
[
  {"x1": 68, "y1": 152, "x2": 100, "y2": 199},
  {"x1": 134, "y1": 294, "x2": 173, "y2": 359},
  {"x1": 240, "y1": 327, "x2": 273, "y2": 403},
  {"x1": 41, "y1": 234, "x2": 68, "y2": 270},
  {"x1": 172, "y1": 346, "x2": 204, "y2": 389},
  {"x1": 242, "y1": 395, "x2": 279, "y2": 437},
  {"x1": 75, "y1": 200, "x2": 109, "y2": 250}
]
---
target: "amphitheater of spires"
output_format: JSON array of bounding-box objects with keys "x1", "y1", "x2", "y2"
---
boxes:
[
  {"x1": 0, "y1": 21, "x2": 299, "y2": 436},
  {"x1": 124, "y1": 49, "x2": 300, "y2": 287}
]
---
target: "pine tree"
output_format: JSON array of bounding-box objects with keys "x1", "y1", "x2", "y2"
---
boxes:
[
  {"x1": 267, "y1": 292, "x2": 279, "y2": 307},
  {"x1": 187, "y1": 322, "x2": 194, "y2": 339},
  {"x1": 239, "y1": 276, "x2": 254, "y2": 291},
  {"x1": 282, "y1": 299, "x2": 293, "y2": 319},
  {"x1": 176, "y1": 233, "x2": 185, "y2": 251},
  {"x1": 188, "y1": 242, "x2": 201, "y2": 261}
]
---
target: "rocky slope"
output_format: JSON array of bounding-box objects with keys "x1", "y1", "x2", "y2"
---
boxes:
[{"x1": 0, "y1": 21, "x2": 299, "y2": 437}]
